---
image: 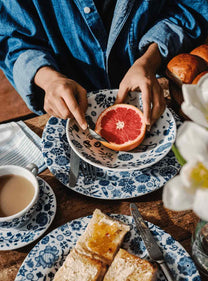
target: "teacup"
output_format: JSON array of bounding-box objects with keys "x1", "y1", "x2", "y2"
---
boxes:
[{"x1": 0, "y1": 163, "x2": 39, "y2": 229}]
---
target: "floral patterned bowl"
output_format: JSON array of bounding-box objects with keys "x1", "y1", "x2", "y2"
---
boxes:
[{"x1": 66, "y1": 90, "x2": 176, "y2": 171}]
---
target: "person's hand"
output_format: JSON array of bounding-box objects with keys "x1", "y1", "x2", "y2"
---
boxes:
[
  {"x1": 34, "y1": 67, "x2": 88, "y2": 130},
  {"x1": 115, "y1": 43, "x2": 166, "y2": 129}
]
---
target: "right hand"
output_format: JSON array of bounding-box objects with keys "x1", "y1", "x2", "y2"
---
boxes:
[{"x1": 34, "y1": 67, "x2": 88, "y2": 130}]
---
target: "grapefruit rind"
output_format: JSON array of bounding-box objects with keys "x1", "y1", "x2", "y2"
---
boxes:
[{"x1": 95, "y1": 104, "x2": 146, "y2": 151}]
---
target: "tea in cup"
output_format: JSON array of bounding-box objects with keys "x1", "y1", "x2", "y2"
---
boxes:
[{"x1": 0, "y1": 164, "x2": 39, "y2": 229}]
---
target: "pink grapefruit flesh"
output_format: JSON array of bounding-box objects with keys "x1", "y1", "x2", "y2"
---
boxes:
[{"x1": 95, "y1": 104, "x2": 146, "y2": 151}]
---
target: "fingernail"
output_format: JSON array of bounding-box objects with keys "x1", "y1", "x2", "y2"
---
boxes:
[
  {"x1": 81, "y1": 123, "x2": 88, "y2": 130},
  {"x1": 145, "y1": 119, "x2": 151, "y2": 126}
]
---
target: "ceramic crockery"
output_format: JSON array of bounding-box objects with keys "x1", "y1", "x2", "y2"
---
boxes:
[
  {"x1": 42, "y1": 113, "x2": 181, "y2": 199},
  {"x1": 0, "y1": 163, "x2": 39, "y2": 229},
  {"x1": 66, "y1": 90, "x2": 176, "y2": 171},
  {"x1": 0, "y1": 177, "x2": 56, "y2": 250},
  {"x1": 15, "y1": 214, "x2": 200, "y2": 281}
]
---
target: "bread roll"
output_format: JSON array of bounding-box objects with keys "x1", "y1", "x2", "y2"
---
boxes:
[
  {"x1": 53, "y1": 248, "x2": 107, "y2": 281},
  {"x1": 190, "y1": 44, "x2": 208, "y2": 64},
  {"x1": 166, "y1": 53, "x2": 207, "y2": 85},
  {"x1": 103, "y1": 248, "x2": 158, "y2": 281},
  {"x1": 75, "y1": 209, "x2": 130, "y2": 265},
  {"x1": 192, "y1": 70, "x2": 208, "y2": 84}
]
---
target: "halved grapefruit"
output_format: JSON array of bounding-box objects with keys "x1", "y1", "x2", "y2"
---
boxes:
[{"x1": 95, "y1": 104, "x2": 146, "y2": 151}]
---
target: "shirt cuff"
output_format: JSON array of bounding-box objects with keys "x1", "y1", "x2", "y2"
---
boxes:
[
  {"x1": 139, "y1": 19, "x2": 190, "y2": 65},
  {"x1": 13, "y1": 49, "x2": 59, "y2": 115}
]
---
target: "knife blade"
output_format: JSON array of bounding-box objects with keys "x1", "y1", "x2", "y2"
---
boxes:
[
  {"x1": 87, "y1": 126, "x2": 109, "y2": 142},
  {"x1": 130, "y1": 203, "x2": 175, "y2": 281},
  {"x1": 69, "y1": 148, "x2": 80, "y2": 187}
]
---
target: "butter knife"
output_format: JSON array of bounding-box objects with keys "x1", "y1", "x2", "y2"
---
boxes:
[
  {"x1": 130, "y1": 203, "x2": 174, "y2": 281},
  {"x1": 87, "y1": 126, "x2": 109, "y2": 142},
  {"x1": 69, "y1": 148, "x2": 80, "y2": 187}
]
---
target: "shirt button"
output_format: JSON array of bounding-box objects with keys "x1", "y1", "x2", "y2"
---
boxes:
[{"x1": 84, "y1": 7, "x2": 91, "y2": 14}]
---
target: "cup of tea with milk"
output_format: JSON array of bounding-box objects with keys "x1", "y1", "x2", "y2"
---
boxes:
[{"x1": 0, "y1": 163, "x2": 39, "y2": 229}]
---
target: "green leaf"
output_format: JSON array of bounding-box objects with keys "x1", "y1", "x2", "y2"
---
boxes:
[{"x1": 172, "y1": 144, "x2": 186, "y2": 166}]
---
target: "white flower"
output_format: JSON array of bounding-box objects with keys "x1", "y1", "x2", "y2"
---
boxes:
[
  {"x1": 163, "y1": 160, "x2": 208, "y2": 221},
  {"x1": 163, "y1": 112, "x2": 208, "y2": 221},
  {"x1": 176, "y1": 121, "x2": 208, "y2": 166},
  {"x1": 182, "y1": 73, "x2": 208, "y2": 127},
  {"x1": 163, "y1": 74, "x2": 208, "y2": 221}
]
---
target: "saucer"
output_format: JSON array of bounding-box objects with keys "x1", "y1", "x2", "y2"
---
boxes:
[{"x1": 0, "y1": 177, "x2": 56, "y2": 251}]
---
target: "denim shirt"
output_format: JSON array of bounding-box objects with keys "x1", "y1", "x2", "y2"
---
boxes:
[{"x1": 0, "y1": 0, "x2": 208, "y2": 114}]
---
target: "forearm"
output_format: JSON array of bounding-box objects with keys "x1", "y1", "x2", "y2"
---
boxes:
[{"x1": 136, "y1": 43, "x2": 162, "y2": 73}]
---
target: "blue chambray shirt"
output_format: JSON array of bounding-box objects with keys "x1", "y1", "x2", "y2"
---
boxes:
[{"x1": 0, "y1": 0, "x2": 208, "y2": 114}]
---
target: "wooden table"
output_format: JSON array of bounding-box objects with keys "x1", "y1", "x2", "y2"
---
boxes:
[
  {"x1": 0, "y1": 77, "x2": 207, "y2": 281},
  {"x1": 0, "y1": 113, "x2": 206, "y2": 281}
]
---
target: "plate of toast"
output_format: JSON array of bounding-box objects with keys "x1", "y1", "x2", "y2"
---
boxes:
[{"x1": 15, "y1": 209, "x2": 200, "y2": 280}]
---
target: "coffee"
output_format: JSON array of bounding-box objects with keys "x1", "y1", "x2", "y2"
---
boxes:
[{"x1": 0, "y1": 174, "x2": 35, "y2": 217}]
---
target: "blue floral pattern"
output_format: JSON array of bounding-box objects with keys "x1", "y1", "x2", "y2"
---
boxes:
[
  {"x1": 0, "y1": 177, "x2": 56, "y2": 250},
  {"x1": 41, "y1": 108, "x2": 181, "y2": 200},
  {"x1": 66, "y1": 90, "x2": 176, "y2": 171},
  {"x1": 15, "y1": 215, "x2": 200, "y2": 281}
]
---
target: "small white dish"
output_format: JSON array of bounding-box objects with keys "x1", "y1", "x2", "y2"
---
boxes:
[
  {"x1": 15, "y1": 214, "x2": 200, "y2": 281},
  {"x1": 0, "y1": 177, "x2": 56, "y2": 251},
  {"x1": 66, "y1": 89, "x2": 176, "y2": 171}
]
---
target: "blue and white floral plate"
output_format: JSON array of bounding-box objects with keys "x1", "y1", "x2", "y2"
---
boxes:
[
  {"x1": 0, "y1": 177, "x2": 56, "y2": 251},
  {"x1": 42, "y1": 113, "x2": 181, "y2": 199},
  {"x1": 66, "y1": 90, "x2": 176, "y2": 171},
  {"x1": 15, "y1": 214, "x2": 200, "y2": 281}
]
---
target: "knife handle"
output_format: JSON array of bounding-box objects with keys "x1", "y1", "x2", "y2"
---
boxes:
[{"x1": 159, "y1": 261, "x2": 175, "y2": 281}]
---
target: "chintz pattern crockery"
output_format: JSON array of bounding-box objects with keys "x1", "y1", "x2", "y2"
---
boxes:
[
  {"x1": 0, "y1": 199, "x2": 37, "y2": 229},
  {"x1": 42, "y1": 109, "x2": 181, "y2": 199},
  {"x1": 15, "y1": 214, "x2": 200, "y2": 281},
  {"x1": 0, "y1": 177, "x2": 56, "y2": 250},
  {"x1": 67, "y1": 90, "x2": 176, "y2": 171},
  {"x1": 0, "y1": 164, "x2": 39, "y2": 229}
]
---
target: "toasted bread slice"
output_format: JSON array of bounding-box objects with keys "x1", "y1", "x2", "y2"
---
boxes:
[
  {"x1": 75, "y1": 209, "x2": 130, "y2": 265},
  {"x1": 53, "y1": 248, "x2": 107, "y2": 281},
  {"x1": 103, "y1": 248, "x2": 158, "y2": 281}
]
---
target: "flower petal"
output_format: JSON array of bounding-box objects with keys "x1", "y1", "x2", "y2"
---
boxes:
[
  {"x1": 163, "y1": 176, "x2": 194, "y2": 211},
  {"x1": 182, "y1": 78, "x2": 208, "y2": 127},
  {"x1": 181, "y1": 101, "x2": 207, "y2": 127},
  {"x1": 193, "y1": 188, "x2": 208, "y2": 221},
  {"x1": 180, "y1": 160, "x2": 208, "y2": 190},
  {"x1": 176, "y1": 121, "x2": 208, "y2": 164},
  {"x1": 180, "y1": 160, "x2": 198, "y2": 188},
  {"x1": 197, "y1": 73, "x2": 208, "y2": 105}
]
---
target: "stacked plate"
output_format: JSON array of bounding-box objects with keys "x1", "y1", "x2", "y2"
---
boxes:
[{"x1": 42, "y1": 89, "x2": 180, "y2": 200}]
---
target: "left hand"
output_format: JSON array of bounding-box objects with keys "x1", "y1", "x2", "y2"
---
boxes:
[{"x1": 115, "y1": 43, "x2": 166, "y2": 128}]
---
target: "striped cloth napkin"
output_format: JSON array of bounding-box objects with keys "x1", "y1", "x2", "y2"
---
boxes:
[{"x1": 0, "y1": 121, "x2": 46, "y2": 173}]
